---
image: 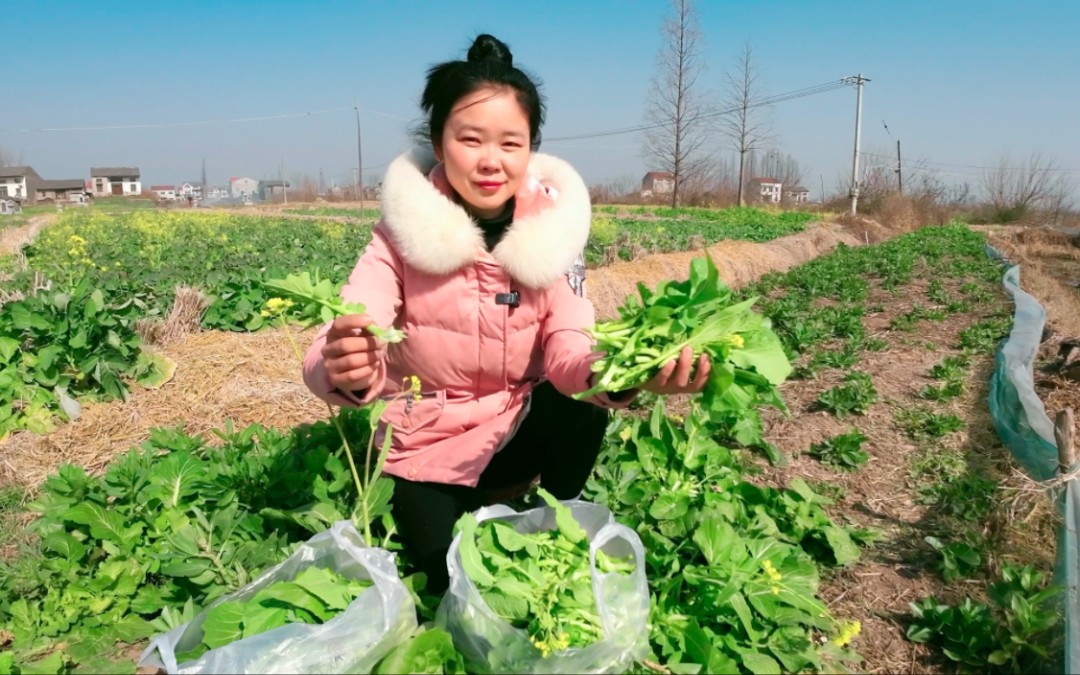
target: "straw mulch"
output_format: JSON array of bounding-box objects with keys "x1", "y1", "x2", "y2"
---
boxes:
[
  {"x1": 589, "y1": 217, "x2": 910, "y2": 320},
  {"x1": 0, "y1": 326, "x2": 326, "y2": 490}
]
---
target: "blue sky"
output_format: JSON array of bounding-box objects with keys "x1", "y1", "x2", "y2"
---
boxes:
[{"x1": 4, "y1": 0, "x2": 1078, "y2": 199}]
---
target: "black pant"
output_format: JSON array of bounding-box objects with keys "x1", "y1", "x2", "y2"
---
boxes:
[{"x1": 390, "y1": 382, "x2": 608, "y2": 594}]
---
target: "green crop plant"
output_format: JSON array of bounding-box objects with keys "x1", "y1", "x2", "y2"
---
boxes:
[
  {"x1": 808, "y1": 430, "x2": 870, "y2": 471},
  {"x1": 896, "y1": 408, "x2": 965, "y2": 439},
  {"x1": 924, "y1": 536, "x2": 982, "y2": 583},
  {"x1": 907, "y1": 564, "x2": 1061, "y2": 673},
  {"x1": 816, "y1": 372, "x2": 877, "y2": 417}
]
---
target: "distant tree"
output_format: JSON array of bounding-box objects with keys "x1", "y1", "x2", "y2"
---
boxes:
[
  {"x1": 642, "y1": 0, "x2": 714, "y2": 208},
  {"x1": 718, "y1": 42, "x2": 774, "y2": 206},
  {"x1": 758, "y1": 149, "x2": 805, "y2": 195},
  {"x1": 590, "y1": 174, "x2": 639, "y2": 205},
  {"x1": 981, "y1": 152, "x2": 1074, "y2": 224}
]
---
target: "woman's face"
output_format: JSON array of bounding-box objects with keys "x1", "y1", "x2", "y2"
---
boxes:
[{"x1": 435, "y1": 85, "x2": 531, "y2": 219}]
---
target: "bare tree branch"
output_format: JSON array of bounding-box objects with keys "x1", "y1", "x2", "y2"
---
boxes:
[
  {"x1": 717, "y1": 42, "x2": 774, "y2": 206},
  {"x1": 642, "y1": 0, "x2": 715, "y2": 207},
  {"x1": 981, "y1": 152, "x2": 1074, "y2": 223}
]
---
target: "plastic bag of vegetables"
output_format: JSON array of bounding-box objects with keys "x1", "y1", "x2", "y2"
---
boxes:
[
  {"x1": 137, "y1": 520, "x2": 416, "y2": 674},
  {"x1": 436, "y1": 490, "x2": 648, "y2": 674}
]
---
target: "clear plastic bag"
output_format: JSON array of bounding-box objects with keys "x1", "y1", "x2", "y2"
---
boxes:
[
  {"x1": 436, "y1": 500, "x2": 650, "y2": 674},
  {"x1": 138, "y1": 520, "x2": 417, "y2": 674}
]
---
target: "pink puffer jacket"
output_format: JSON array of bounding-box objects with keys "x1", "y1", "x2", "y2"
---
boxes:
[{"x1": 303, "y1": 147, "x2": 632, "y2": 486}]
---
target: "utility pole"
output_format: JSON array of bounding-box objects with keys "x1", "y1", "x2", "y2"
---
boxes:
[
  {"x1": 281, "y1": 158, "x2": 287, "y2": 205},
  {"x1": 896, "y1": 140, "x2": 903, "y2": 195},
  {"x1": 201, "y1": 158, "x2": 207, "y2": 200},
  {"x1": 844, "y1": 74, "x2": 870, "y2": 215},
  {"x1": 354, "y1": 102, "x2": 363, "y2": 204}
]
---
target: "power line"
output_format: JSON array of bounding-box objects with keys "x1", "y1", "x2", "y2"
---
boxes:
[
  {"x1": 858, "y1": 151, "x2": 1080, "y2": 173},
  {"x1": 545, "y1": 78, "x2": 851, "y2": 143}
]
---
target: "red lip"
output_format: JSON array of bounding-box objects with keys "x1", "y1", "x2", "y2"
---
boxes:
[{"x1": 475, "y1": 181, "x2": 502, "y2": 189}]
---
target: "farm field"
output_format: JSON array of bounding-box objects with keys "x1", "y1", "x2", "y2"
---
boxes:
[{"x1": 0, "y1": 208, "x2": 1070, "y2": 674}]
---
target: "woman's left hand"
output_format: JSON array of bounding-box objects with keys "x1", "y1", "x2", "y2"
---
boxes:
[{"x1": 641, "y1": 346, "x2": 712, "y2": 396}]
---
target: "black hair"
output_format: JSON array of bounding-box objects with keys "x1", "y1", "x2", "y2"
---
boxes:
[{"x1": 419, "y1": 34, "x2": 545, "y2": 151}]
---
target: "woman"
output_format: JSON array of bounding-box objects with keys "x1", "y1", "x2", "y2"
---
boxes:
[{"x1": 303, "y1": 34, "x2": 709, "y2": 592}]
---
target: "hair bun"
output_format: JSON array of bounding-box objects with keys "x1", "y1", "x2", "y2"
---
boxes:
[{"x1": 467, "y1": 34, "x2": 513, "y2": 66}]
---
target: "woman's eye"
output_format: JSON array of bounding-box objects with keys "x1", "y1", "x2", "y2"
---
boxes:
[{"x1": 462, "y1": 137, "x2": 480, "y2": 145}]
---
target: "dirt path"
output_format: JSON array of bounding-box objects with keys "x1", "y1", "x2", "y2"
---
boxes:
[{"x1": 0, "y1": 213, "x2": 56, "y2": 259}]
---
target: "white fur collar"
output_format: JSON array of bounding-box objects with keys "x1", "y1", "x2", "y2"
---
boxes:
[{"x1": 379, "y1": 147, "x2": 591, "y2": 289}]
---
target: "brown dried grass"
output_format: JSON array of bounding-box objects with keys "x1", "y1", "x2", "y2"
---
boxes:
[
  {"x1": 984, "y1": 225, "x2": 1080, "y2": 337},
  {"x1": 590, "y1": 221, "x2": 881, "y2": 320},
  {"x1": 136, "y1": 286, "x2": 212, "y2": 346},
  {"x1": 0, "y1": 214, "x2": 54, "y2": 259},
  {"x1": 0, "y1": 326, "x2": 326, "y2": 492}
]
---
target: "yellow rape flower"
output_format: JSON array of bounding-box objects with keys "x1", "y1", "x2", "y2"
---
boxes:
[
  {"x1": 405, "y1": 375, "x2": 423, "y2": 401},
  {"x1": 762, "y1": 559, "x2": 782, "y2": 584},
  {"x1": 727, "y1": 334, "x2": 745, "y2": 349},
  {"x1": 261, "y1": 297, "x2": 295, "y2": 318},
  {"x1": 832, "y1": 620, "x2": 861, "y2": 647}
]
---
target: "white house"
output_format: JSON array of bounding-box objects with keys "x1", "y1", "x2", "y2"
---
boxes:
[
  {"x1": 0, "y1": 166, "x2": 43, "y2": 202},
  {"x1": 149, "y1": 185, "x2": 177, "y2": 200},
  {"x1": 641, "y1": 171, "x2": 675, "y2": 199},
  {"x1": 206, "y1": 186, "x2": 229, "y2": 199},
  {"x1": 230, "y1": 176, "x2": 259, "y2": 199},
  {"x1": 749, "y1": 177, "x2": 783, "y2": 204},
  {"x1": 177, "y1": 182, "x2": 203, "y2": 198},
  {"x1": 90, "y1": 167, "x2": 141, "y2": 197},
  {"x1": 784, "y1": 186, "x2": 810, "y2": 204}
]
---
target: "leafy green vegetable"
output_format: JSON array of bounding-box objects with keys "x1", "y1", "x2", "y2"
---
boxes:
[
  {"x1": 808, "y1": 430, "x2": 869, "y2": 471},
  {"x1": 459, "y1": 489, "x2": 634, "y2": 658},
  {"x1": 178, "y1": 566, "x2": 371, "y2": 661},
  {"x1": 373, "y1": 627, "x2": 466, "y2": 674},
  {"x1": 577, "y1": 254, "x2": 790, "y2": 454},
  {"x1": 263, "y1": 271, "x2": 405, "y2": 342}
]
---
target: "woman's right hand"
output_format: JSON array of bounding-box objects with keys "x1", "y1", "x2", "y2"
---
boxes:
[{"x1": 321, "y1": 314, "x2": 385, "y2": 393}]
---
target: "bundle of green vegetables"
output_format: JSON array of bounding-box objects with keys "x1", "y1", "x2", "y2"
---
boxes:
[
  {"x1": 576, "y1": 254, "x2": 792, "y2": 454},
  {"x1": 457, "y1": 489, "x2": 633, "y2": 657},
  {"x1": 176, "y1": 566, "x2": 371, "y2": 662}
]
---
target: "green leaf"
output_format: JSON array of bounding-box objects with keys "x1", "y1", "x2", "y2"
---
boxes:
[
  {"x1": 112, "y1": 615, "x2": 155, "y2": 643},
  {"x1": 254, "y1": 582, "x2": 334, "y2": 623},
  {"x1": 734, "y1": 648, "x2": 782, "y2": 675},
  {"x1": 160, "y1": 559, "x2": 214, "y2": 578},
  {"x1": 0, "y1": 336, "x2": 19, "y2": 363},
  {"x1": 458, "y1": 514, "x2": 497, "y2": 587},
  {"x1": 374, "y1": 627, "x2": 465, "y2": 675},
  {"x1": 18, "y1": 650, "x2": 68, "y2": 675},
  {"x1": 9, "y1": 303, "x2": 51, "y2": 331},
  {"x1": 491, "y1": 521, "x2": 531, "y2": 553},
  {"x1": 153, "y1": 452, "x2": 203, "y2": 508},
  {"x1": 537, "y1": 487, "x2": 587, "y2": 544},
  {"x1": 241, "y1": 604, "x2": 289, "y2": 640},
  {"x1": 135, "y1": 352, "x2": 176, "y2": 389},
  {"x1": 649, "y1": 492, "x2": 690, "y2": 521},
  {"x1": 291, "y1": 566, "x2": 363, "y2": 612},
  {"x1": 62, "y1": 502, "x2": 137, "y2": 543},
  {"x1": 823, "y1": 526, "x2": 861, "y2": 566},
  {"x1": 692, "y1": 516, "x2": 735, "y2": 566},
  {"x1": 201, "y1": 601, "x2": 247, "y2": 649}
]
